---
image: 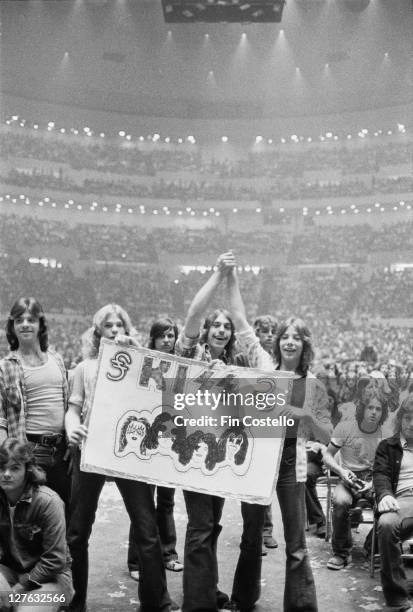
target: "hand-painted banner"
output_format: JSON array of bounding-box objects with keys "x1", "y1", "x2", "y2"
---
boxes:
[{"x1": 81, "y1": 339, "x2": 293, "y2": 504}]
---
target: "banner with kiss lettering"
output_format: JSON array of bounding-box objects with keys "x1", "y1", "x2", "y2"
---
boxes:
[{"x1": 81, "y1": 339, "x2": 293, "y2": 503}]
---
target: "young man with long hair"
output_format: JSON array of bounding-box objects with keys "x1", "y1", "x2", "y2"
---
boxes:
[
  {"x1": 0, "y1": 438, "x2": 73, "y2": 611},
  {"x1": 65, "y1": 304, "x2": 173, "y2": 612},
  {"x1": 0, "y1": 298, "x2": 71, "y2": 509}
]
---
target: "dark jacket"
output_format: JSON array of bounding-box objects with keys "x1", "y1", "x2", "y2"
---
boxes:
[
  {"x1": 0, "y1": 484, "x2": 71, "y2": 587},
  {"x1": 373, "y1": 436, "x2": 403, "y2": 504}
]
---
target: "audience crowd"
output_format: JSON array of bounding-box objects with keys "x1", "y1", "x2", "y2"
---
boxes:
[
  {"x1": 0, "y1": 121, "x2": 413, "y2": 609},
  {"x1": 1, "y1": 255, "x2": 413, "y2": 375},
  {"x1": 1, "y1": 129, "x2": 411, "y2": 179},
  {"x1": 1, "y1": 126, "x2": 412, "y2": 204},
  {"x1": 4, "y1": 166, "x2": 413, "y2": 202},
  {"x1": 3, "y1": 214, "x2": 413, "y2": 264}
]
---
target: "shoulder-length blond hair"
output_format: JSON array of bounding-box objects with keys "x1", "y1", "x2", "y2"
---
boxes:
[{"x1": 81, "y1": 304, "x2": 137, "y2": 359}]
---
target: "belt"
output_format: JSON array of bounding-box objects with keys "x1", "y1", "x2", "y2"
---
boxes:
[{"x1": 26, "y1": 433, "x2": 64, "y2": 446}]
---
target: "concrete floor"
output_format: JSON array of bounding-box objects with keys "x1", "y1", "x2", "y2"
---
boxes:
[{"x1": 86, "y1": 482, "x2": 403, "y2": 612}]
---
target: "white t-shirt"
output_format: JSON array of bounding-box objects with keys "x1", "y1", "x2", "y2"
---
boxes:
[
  {"x1": 68, "y1": 358, "x2": 98, "y2": 420},
  {"x1": 331, "y1": 419, "x2": 382, "y2": 472}
]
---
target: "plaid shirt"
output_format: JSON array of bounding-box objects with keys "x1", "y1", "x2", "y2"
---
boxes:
[
  {"x1": 236, "y1": 326, "x2": 331, "y2": 482},
  {"x1": 0, "y1": 350, "x2": 68, "y2": 441},
  {"x1": 175, "y1": 332, "x2": 231, "y2": 364}
]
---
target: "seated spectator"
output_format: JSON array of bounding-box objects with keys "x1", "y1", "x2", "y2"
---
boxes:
[
  {"x1": 0, "y1": 438, "x2": 73, "y2": 612},
  {"x1": 373, "y1": 394, "x2": 413, "y2": 612},
  {"x1": 323, "y1": 384, "x2": 388, "y2": 569}
]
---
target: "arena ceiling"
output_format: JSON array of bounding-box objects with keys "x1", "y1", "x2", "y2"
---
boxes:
[{"x1": 1, "y1": 0, "x2": 413, "y2": 121}]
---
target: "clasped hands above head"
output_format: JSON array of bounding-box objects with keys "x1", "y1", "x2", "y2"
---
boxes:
[{"x1": 216, "y1": 251, "x2": 236, "y2": 274}]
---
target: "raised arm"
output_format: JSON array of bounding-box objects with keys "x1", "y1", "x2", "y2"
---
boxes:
[
  {"x1": 184, "y1": 252, "x2": 235, "y2": 338},
  {"x1": 226, "y1": 264, "x2": 274, "y2": 371},
  {"x1": 226, "y1": 266, "x2": 249, "y2": 333}
]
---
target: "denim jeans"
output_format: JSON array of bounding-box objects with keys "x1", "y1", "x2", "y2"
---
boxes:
[
  {"x1": 377, "y1": 497, "x2": 413, "y2": 608},
  {"x1": 276, "y1": 444, "x2": 318, "y2": 612},
  {"x1": 230, "y1": 502, "x2": 265, "y2": 611},
  {"x1": 128, "y1": 486, "x2": 178, "y2": 571},
  {"x1": 262, "y1": 504, "x2": 273, "y2": 538},
  {"x1": 67, "y1": 449, "x2": 171, "y2": 612},
  {"x1": 182, "y1": 490, "x2": 225, "y2": 612},
  {"x1": 29, "y1": 441, "x2": 71, "y2": 513},
  {"x1": 305, "y1": 451, "x2": 325, "y2": 526},
  {"x1": 331, "y1": 480, "x2": 354, "y2": 558}
]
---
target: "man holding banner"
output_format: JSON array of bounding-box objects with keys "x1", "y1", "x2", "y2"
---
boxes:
[
  {"x1": 79, "y1": 254, "x2": 331, "y2": 612},
  {"x1": 65, "y1": 304, "x2": 172, "y2": 612},
  {"x1": 226, "y1": 259, "x2": 332, "y2": 612}
]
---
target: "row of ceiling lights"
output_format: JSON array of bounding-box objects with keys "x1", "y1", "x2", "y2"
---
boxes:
[
  {"x1": 4, "y1": 116, "x2": 407, "y2": 146},
  {"x1": 1, "y1": 193, "x2": 411, "y2": 217}
]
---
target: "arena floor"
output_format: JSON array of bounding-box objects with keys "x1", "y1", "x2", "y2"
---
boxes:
[{"x1": 85, "y1": 482, "x2": 400, "y2": 612}]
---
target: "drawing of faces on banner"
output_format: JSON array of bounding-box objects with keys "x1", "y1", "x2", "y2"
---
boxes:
[
  {"x1": 174, "y1": 430, "x2": 220, "y2": 475},
  {"x1": 115, "y1": 411, "x2": 152, "y2": 460},
  {"x1": 114, "y1": 412, "x2": 253, "y2": 476},
  {"x1": 216, "y1": 425, "x2": 253, "y2": 475},
  {"x1": 144, "y1": 407, "x2": 185, "y2": 457}
]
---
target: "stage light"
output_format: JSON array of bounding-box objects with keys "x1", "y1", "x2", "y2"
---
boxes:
[{"x1": 162, "y1": 1, "x2": 286, "y2": 23}]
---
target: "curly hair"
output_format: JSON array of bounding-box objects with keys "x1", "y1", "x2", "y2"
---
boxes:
[
  {"x1": 6, "y1": 297, "x2": 48, "y2": 352},
  {"x1": 274, "y1": 317, "x2": 314, "y2": 375},
  {"x1": 393, "y1": 393, "x2": 413, "y2": 437},
  {"x1": 82, "y1": 304, "x2": 137, "y2": 359},
  {"x1": 177, "y1": 430, "x2": 218, "y2": 471},
  {"x1": 355, "y1": 383, "x2": 389, "y2": 427},
  {"x1": 118, "y1": 416, "x2": 150, "y2": 455},
  {"x1": 0, "y1": 438, "x2": 46, "y2": 487},
  {"x1": 200, "y1": 309, "x2": 236, "y2": 364},
  {"x1": 144, "y1": 412, "x2": 177, "y2": 450},
  {"x1": 148, "y1": 318, "x2": 178, "y2": 351}
]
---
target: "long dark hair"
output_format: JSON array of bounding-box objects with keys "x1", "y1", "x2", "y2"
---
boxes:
[
  {"x1": 200, "y1": 309, "x2": 236, "y2": 364},
  {"x1": 6, "y1": 297, "x2": 48, "y2": 352},
  {"x1": 355, "y1": 380, "x2": 389, "y2": 427},
  {"x1": 144, "y1": 412, "x2": 177, "y2": 450},
  {"x1": 217, "y1": 425, "x2": 248, "y2": 466},
  {"x1": 118, "y1": 416, "x2": 150, "y2": 455},
  {"x1": 274, "y1": 317, "x2": 314, "y2": 375},
  {"x1": 0, "y1": 438, "x2": 46, "y2": 487},
  {"x1": 177, "y1": 430, "x2": 218, "y2": 471},
  {"x1": 148, "y1": 318, "x2": 178, "y2": 351}
]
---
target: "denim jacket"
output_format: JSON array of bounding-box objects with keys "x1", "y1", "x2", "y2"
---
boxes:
[
  {"x1": 0, "y1": 484, "x2": 71, "y2": 586},
  {"x1": 0, "y1": 350, "x2": 68, "y2": 441},
  {"x1": 373, "y1": 436, "x2": 403, "y2": 504}
]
